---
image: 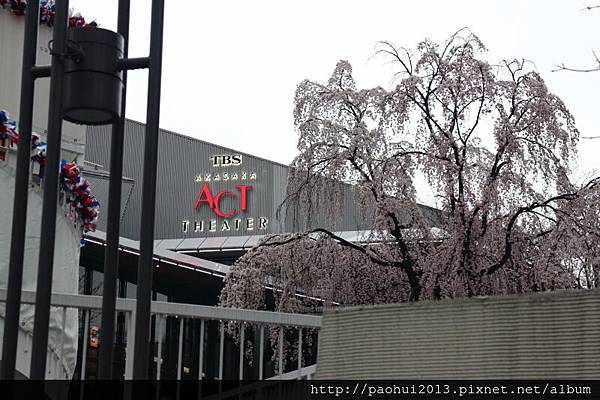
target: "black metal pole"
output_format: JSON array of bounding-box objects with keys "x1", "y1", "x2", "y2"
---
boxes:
[
  {"x1": 132, "y1": 0, "x2": 164, "y2": 380},
  {"x1": 29, "y1": 0, "x2": 69, "y2": 380},
  {"x1": 97, "y1": 0, "x2": 131, "y2": 380},
  {"x1": 0, "y1": 0, "x2": 40, "y2": 381},
  {"x1": 117, "y1": 57, "x2": 150, "y2": 71},
  {"x1": 31, "y1": 65, "x2": 51, "y2": 79}
]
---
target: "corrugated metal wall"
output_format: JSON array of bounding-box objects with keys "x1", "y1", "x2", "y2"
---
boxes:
[
  {"x1": 83, "y1": 172, "x2": 134, "y2": 233},
  {"x1": 85, "y1": 120, "x2": 374, "y2": 240},
  {"x1": 316, "y1": 289, "x2": 600, "y2": 379},
  {"x1": 86, "y1": 120, "x2": 282, "y2": 239},
  {"x1": 86, "y1": 121, "x2": 332, "y2": 239}
]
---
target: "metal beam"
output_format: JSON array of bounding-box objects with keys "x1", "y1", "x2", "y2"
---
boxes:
[
  {"x1": 145, "y1": 300, "x2": 322, "y2": 327},
  {"x1": 177, "y1": 318, "x2": 184, "y2": 379},
  {"x1": 297, "y1": 328, "x2": 303, "y2": 380},
  {"x1": 239, "y1": 324, "x2": 245, "y2": 380},
  {"x1": 197, "y1": 320, "x2": 205, "y2": 380},
  {"x1": 98, "y1": 0, "x2": 131, "y2": 380},
  {"x1": 156, "y1": 315, "x2": 163, "y2": 380},
  {"x1": 0, "y1": 0, "x2": 40, "y2": 381},
  {"x1": 118, "y1": 57, "x2": 150, "y2": 71},
  {"x1": 132, "y1": 0, "x2": 165, "y2": 379},
  {"x1": 31, "y1": 65, "x2": 51, "y2": 79},
  {"x1": 29, "y1": 0, "x2": 70, "y2": 380},
  {"x1": 80, "y1": 310, "x2": 90, "y2": 380},
  {"x1": 266, "y1": 364, "x2": 317, "y2": 381},
  {"x1": 278, "y1": 326, "x2": 283, "y2": 378},
  {"x1": 218, "y1": 322, "x2": 224, "y2": 380},
  {"x1": 124, "y1": 310, "x2": 135, "y2": 379},
  {"x1": 0, "y1": 289, "x2": 321, "y2": 328},
  {"x1": 259, "y1": 326, "x2": 264, "y2": 380}
]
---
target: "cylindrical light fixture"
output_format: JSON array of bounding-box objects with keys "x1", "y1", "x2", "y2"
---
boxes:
[{"x1": 63, "y1": 27, "x2": 124, "y2": 125}]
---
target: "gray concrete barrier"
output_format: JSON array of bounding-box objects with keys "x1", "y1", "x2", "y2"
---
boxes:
[{"x1": 316, "y1": 289, "x2": 600, "y2": 379}]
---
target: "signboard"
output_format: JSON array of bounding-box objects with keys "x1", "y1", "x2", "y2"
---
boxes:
[{"x1": 181, "y1": 154, "x2": 269, "y2": 235}]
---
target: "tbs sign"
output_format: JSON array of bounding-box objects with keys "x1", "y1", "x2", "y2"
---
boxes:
[
  {"x1": 210, "y1": 154, "x2": 242, "y2": 167},
  {"x1": 182, "y1": 154, "x2": 269, "y2": 234}
]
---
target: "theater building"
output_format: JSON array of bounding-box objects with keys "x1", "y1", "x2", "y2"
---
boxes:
[
  {"x1": 81, "y1": 119, "x2": 387, "y2": 303},
  {"x1": 82, "y1": 118, "x2": 442, "y2": 300},
  {"x1": 1, "y1": 8, "x2": 441, "y2": 380},
  {"x1": 78, "y1": 120, "x2": 442, "y2": 379}
]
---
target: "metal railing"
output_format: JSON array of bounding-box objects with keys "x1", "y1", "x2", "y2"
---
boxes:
[{"x1": 0, "y1": 289, "x2": 321, "y2": 380}]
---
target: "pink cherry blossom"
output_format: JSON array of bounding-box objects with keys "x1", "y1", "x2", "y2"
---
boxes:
[{"x1": 220, "y1": 30, "x2": 599, "y2": 338}]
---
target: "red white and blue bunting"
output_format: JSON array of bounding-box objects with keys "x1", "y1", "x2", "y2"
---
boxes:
[
  {"x1": 1, "y1": 109, "x2": 100, "y2": 238},
  {"x1": 60, "y1": 160, "x2": 99, "y2": 234},
  {"x1": 0, "y1": 109, "x2": 18, "y2": 147},
  {"x1": 1, "y1": 0, "x2": 97, "y2": 27}
]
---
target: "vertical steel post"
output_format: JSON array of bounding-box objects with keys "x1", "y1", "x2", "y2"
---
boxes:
[
  {"x1": 197, "y1": 320, "x2": 205, "y2": 380},
  {"x1": 97, "y1": 0, "x2": 131, "y2": 380},
  {"x1": 316, "y1": 329, "x2": 321, "y2": 361},
  {"x1": 218, "y1": 322, "x2": 224, "y2": 380},
  {"x1": 59, "y1": 307, "x2": 67, "y2": 356},
  {"x1": 124, "y1": 309, "x2": 135, "y2": 379},
  {"x1": 132, "y1": 0, "x2": 165, "y2": 379},
  {"x1": 176, "y1": 318, "x2": 184, "y2": 380},
  {"x1": 29, "y1": 0, "x2": 70, "y2": 380},
  {"x1": 238, "y1": 324, "x2": 245, "y2": 380},
  {"x1": 297, "y1": 328, "x2": 302, "y2": 380},
  {"x1": 278, "y1": 326, "x2": 283, "y2": 378},
  {"x1": 156, "y1": 315, "x2": 163, "y2": 380},
  {"x1": 80, "y1": 310, "x2": 89, "y2": 380},
  {"x1": 258, "y1": 326, "x2": 264, "y2": 380},
  {"x1": 0, "y1": 0, "x2": 40, "y2": 380}
]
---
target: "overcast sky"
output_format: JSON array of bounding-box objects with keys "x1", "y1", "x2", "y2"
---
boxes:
[{"x1": 70, "y1": 0, "x2": 600, "y2": 192}]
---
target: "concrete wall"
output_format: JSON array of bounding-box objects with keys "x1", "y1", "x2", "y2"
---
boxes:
[
  {"x1": 316, "y1": 289, "x2": 600, "y2": 379},
  {"x1": 0, "y1": 10, "x2": 86, "y2": 163},
  {"x1": 1, "y1": 11, "x2": 89, "y2": 379}
]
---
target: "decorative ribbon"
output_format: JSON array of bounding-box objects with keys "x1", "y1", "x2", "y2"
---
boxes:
[
  {"x1": 0, "y1": 109, "x2": 19, "y2": 145},
  {"x1": 60, "y1": 160, "x2": 100, "y2": 234},
  {"x1": 1, "y1": 108, "x2": 100, "y2": 238}
]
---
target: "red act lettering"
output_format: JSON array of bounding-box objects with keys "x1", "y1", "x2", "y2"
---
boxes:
[{"x1": 194, "y1": 183, "x2": 252, "y2": 217}]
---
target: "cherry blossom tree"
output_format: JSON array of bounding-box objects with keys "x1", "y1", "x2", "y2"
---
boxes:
[
  {"x1": 554, "y1": 4, "x2": 600, "y2": 73},
  {"x1": 220, "y1": 30, "x2": 600, "y2": 320}
]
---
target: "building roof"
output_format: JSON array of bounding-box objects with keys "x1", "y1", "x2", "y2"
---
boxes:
[{"x1": 84, "y1": 230, "x2": 230, "y2": 277}]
